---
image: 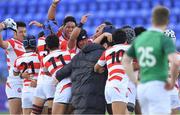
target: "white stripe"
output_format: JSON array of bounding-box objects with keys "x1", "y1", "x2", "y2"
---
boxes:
[
  {"x1": 97, "y1": 60, "x2": 106, "y2": 67},
  {"x1": 38, "y1": 39, "x2": 46, "y2": 46},
  {"x1": 108, "y1": 65, "x2": 124, "y2": 72}
]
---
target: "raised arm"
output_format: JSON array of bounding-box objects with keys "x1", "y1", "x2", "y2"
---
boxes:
[
  {"x1": 29, "y1": 20, "x2": 43, "y2": 28},
  {"x1": 93, "y1": 32, "x2": 112, "y2": 44},
  {"x1": 68, "y1": 14, "x2": 90, "y2": 49},
  {"x1": 122, "y1": 53, "x2": 138, "y2": 85},
  {"x1": 166, "y1": 53, "x2": 180, "y2": 90},
  {"x1": 48, "y1": 0, "x2": 61, "y2": 20},
  {"x1": 0, "y1": 18, "x2": 17, "y2": 49}
]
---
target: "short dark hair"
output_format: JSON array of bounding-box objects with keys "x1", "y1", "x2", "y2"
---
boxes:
[
  {"x1": 16, "y1": 21, "x2": 26, "y2": 28},
  {"x1": 63, "y1": 16, "x2": 77, "y2": 26},
  {"x1": 45, "y1": 34, "x2": 59, "y2": 50},
  {"x1": 112, "y1": 29, "x2": 127, "y2": 44},
  {"x1": 152, "y1": 6, "x2": 169, "y2": 26},
  {"x1": 134, "y1": 26, "x2": 146, "y2": 36}
]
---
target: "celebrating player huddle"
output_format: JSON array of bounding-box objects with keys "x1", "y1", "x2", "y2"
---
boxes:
[{"x1": 0, "y1": 0, "x2": 180, "y2": 115}]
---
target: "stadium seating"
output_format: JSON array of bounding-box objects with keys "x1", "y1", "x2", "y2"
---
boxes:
[
  {"x1": 0, "y1": 0, "x2": 179, "y2": 48},
  {"x1": 0, "y1": 0, "x2": 179, "y2": 40}
]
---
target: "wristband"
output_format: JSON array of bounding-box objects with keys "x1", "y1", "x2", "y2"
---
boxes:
[
  {"x1": 52, "y1": 2, "x2": 57, "y2": 8},
  {"x1": 77, "y1": 22, "x2": 84, "y2": 28}
]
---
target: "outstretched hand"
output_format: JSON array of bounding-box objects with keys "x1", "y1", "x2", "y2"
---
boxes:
[
  {"x1": 3, "y1": 18, "x2": 17, "y2": 32},
  {"x1": 80, "y1": 13, "x2": 91, "y2": 24},
  {"x1": 29, "y1": 20, "x2": 43, "y2": 28},
  {"x1": 53, "y1": 0, "x2": 61, "y2": 4}
]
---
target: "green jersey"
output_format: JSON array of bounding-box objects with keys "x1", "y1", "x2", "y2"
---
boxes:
[{"x1": 127, "y1": 29, "x2": 176, "y2": 83}]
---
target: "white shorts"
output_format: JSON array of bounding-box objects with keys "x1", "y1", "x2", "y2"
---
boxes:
[
  {"x1": 54, "y1": 82, "x2": 72, "y2": 104},
  {"x1": 137, "y1": 81, "x2": 171, "y2": 114},
  {"x1": 5, "y1": 82, "x2": 22, "y2": 99},
  {"x1": 22, "y1": 91, "x2": 34, "y2": 108},
  {"x1": 34, "y1": 84, "x2": 56, "y2": 100},
  {"x1": 170, "y1": 94, "x2": 180, "y2": 109},
  {"x1": 105, "y1": 77, "x2": 128, "y2": 104},
  {"x1": 127, "y1": 81, "x2": 136, "y2": 105}
]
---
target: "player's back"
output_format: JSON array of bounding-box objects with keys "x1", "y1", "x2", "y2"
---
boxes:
[
  {"x1": 105, "y1": 44, "x2": 130, "y2": 80},
  {"x1": 133, "y1": 30, "x2": 173, "y2": 83},
  {"x1": 14, "y1": 52, "x2": 40, "y2": 92},
  {"x1": 42, "y1": 49, "x2": 71, "y2": 77}
]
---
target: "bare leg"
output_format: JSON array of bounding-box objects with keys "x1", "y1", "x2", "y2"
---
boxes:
[
  {"x1": 112, "y1": 101, "x2": 127, "y2": 114},
  {"x1": 23, "y1": 108, "x2": 32, "y2": 115},
  {"x1": 8, "y1": 98, "x2": 22, "y2": 114}
]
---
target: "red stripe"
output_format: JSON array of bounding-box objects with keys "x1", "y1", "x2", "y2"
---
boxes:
[
  {"x1": 109, "y1": 69, "x2": 125, "y2": 76},
  {"x1": 6, "y1": 58, "x2": 10, "y2": 62},
  {"x1": 6, "y1": 82, "x2": 12, "y2": 89},
  {"x1": 109, "y1": 76, "x2": 122, "y2": 82},
  {"x1": 38, "y1": 37, "x2": 45, "y2": 40},
  {"x1": 60, "y1": 83, "x2": 72, "y2": 93},
  {"x1": 57, "y1": 30, "x2": 62, "y2": 38},
  {"x1": 60, "y1": 40, "x2": 68, "y2": 51},
  {"x1": 114, "y1": 87, "x2": 120, "y2": 93},
  {"x1": 7, "y1": 39, "x2": 15, "y2": 48},
  {"x1": 50, "y1": 65, "x2": 63, "y2": 75},
  {"x1": 24, "y1": 84, "x2": 30, "y2": 86},
  {"x1": 175, "y1": 84, "x2": 179, "y2": 89},
  {"x1": 14, "y1": 49, "x2": 24, "y2": 56},
  {"x1": 14, "y1": 39, "x2": 23, "y2": 45},
  {"x1": 24, "y1": 79, "x2": 31, "y2": 82},
  {"x1": 128, "y1": 87, "x2": 132, "y2": 94},
  {"x1": 107, "y1": 62, "x2": 122, "y2": 68}
]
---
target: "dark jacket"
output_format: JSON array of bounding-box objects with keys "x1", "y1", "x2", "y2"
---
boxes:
[{"x1": 56, "y1": 43, "x2": 107, "y2": 114}]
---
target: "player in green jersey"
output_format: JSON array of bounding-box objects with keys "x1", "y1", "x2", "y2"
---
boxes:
[{"x1": 122, "y1": 6, "x2": 180, "y2": 115}]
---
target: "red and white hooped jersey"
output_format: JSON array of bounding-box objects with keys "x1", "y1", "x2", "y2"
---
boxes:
[
  {"x1": 14, "y1": 52, "x2": 40, "y2": 92},
  {"x1": 36, "y1": 36, "x2": 53, "y2": 84},
  {"x1": 5, "y1": 38, "x2": 25, "y2": 83},
  {"x1": 42, "y1": 49, "x2": 71, "y2": 77},
  {"x1": 97, "y1": 44, "x2": 130, "y2": 86}
]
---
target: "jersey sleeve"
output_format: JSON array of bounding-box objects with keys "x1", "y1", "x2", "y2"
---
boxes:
[
  {"x1": 97, "y1": 51, "x2": 106, "y2": 67},
  {"x1": 126, "y1": 42, "x2": 136, "y2": 58},
  {"x1": 41, "y1": 59, "x2": 48, "y2": 73},
  {"x1": 13, "y1": 58, "x2": 20, "y2": 73},
  {"x1": 162, "y1": 36, "x2": 176, "y2": 55},
  {"x1": 6, "y1": 39, "x2": 14, "y2": 50}
]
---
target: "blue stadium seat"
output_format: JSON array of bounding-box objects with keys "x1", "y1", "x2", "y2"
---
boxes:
[
  {"x1": 119, "y1": 1, "x2": 128, "y2": 10},
  {"x1": 135, "y1": 17, "x2": 144, "y2": 26},
  {"x1": 88, "y1": 3, "x2": 97, "y2": 12},
  {"x1": 174, "y1": 0, "x2": 180, "y2": 8},
  {"x1": 77, "y1": 3, "x2": 88, "y2": 12}
]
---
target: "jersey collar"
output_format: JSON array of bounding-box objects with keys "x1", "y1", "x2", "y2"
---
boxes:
[{"x1": 148, "y1": 27, "x2": 163, "y2": 33}]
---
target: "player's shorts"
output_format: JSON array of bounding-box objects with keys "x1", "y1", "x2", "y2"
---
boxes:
[
  {"x1": 53, "y1": 82, "x2": 72, "y2": 104},
  {"x1": 5, "y1": 82, "x2": 22, "y2": 99},
  {"x1": 137, "y1": 81, "x2": 171, "y2": 114},
  {"x1": 105, "y1": 77, "x2": 128, "y2": 104},
  {"x1": 170, "y1": 94, "x2": 180, "y2": 109},
  {"x1": 22, "y1": 91, "x2": 34, "y2": 108},
  {"x1": 34, "y1": 84, "x2": 56, "y2": 100}
]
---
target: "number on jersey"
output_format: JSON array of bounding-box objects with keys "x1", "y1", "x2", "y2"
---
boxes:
[
  {"x1": 20, "y1": 61, "x2": 35, "y2": 74},
  {"x1": 48, "y1": 54, "x2": 66, "y2": 69},
  {"x1": 138, "y1": 47, "x2": 156, "y2": 67},
  {"x1": 110, "y1": 50, "x2": 125, "y2": 64}
]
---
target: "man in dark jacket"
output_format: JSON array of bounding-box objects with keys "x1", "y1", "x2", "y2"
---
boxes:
[{"x1": 56, "y1": 43, "x2": 108, "y2": 114}]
